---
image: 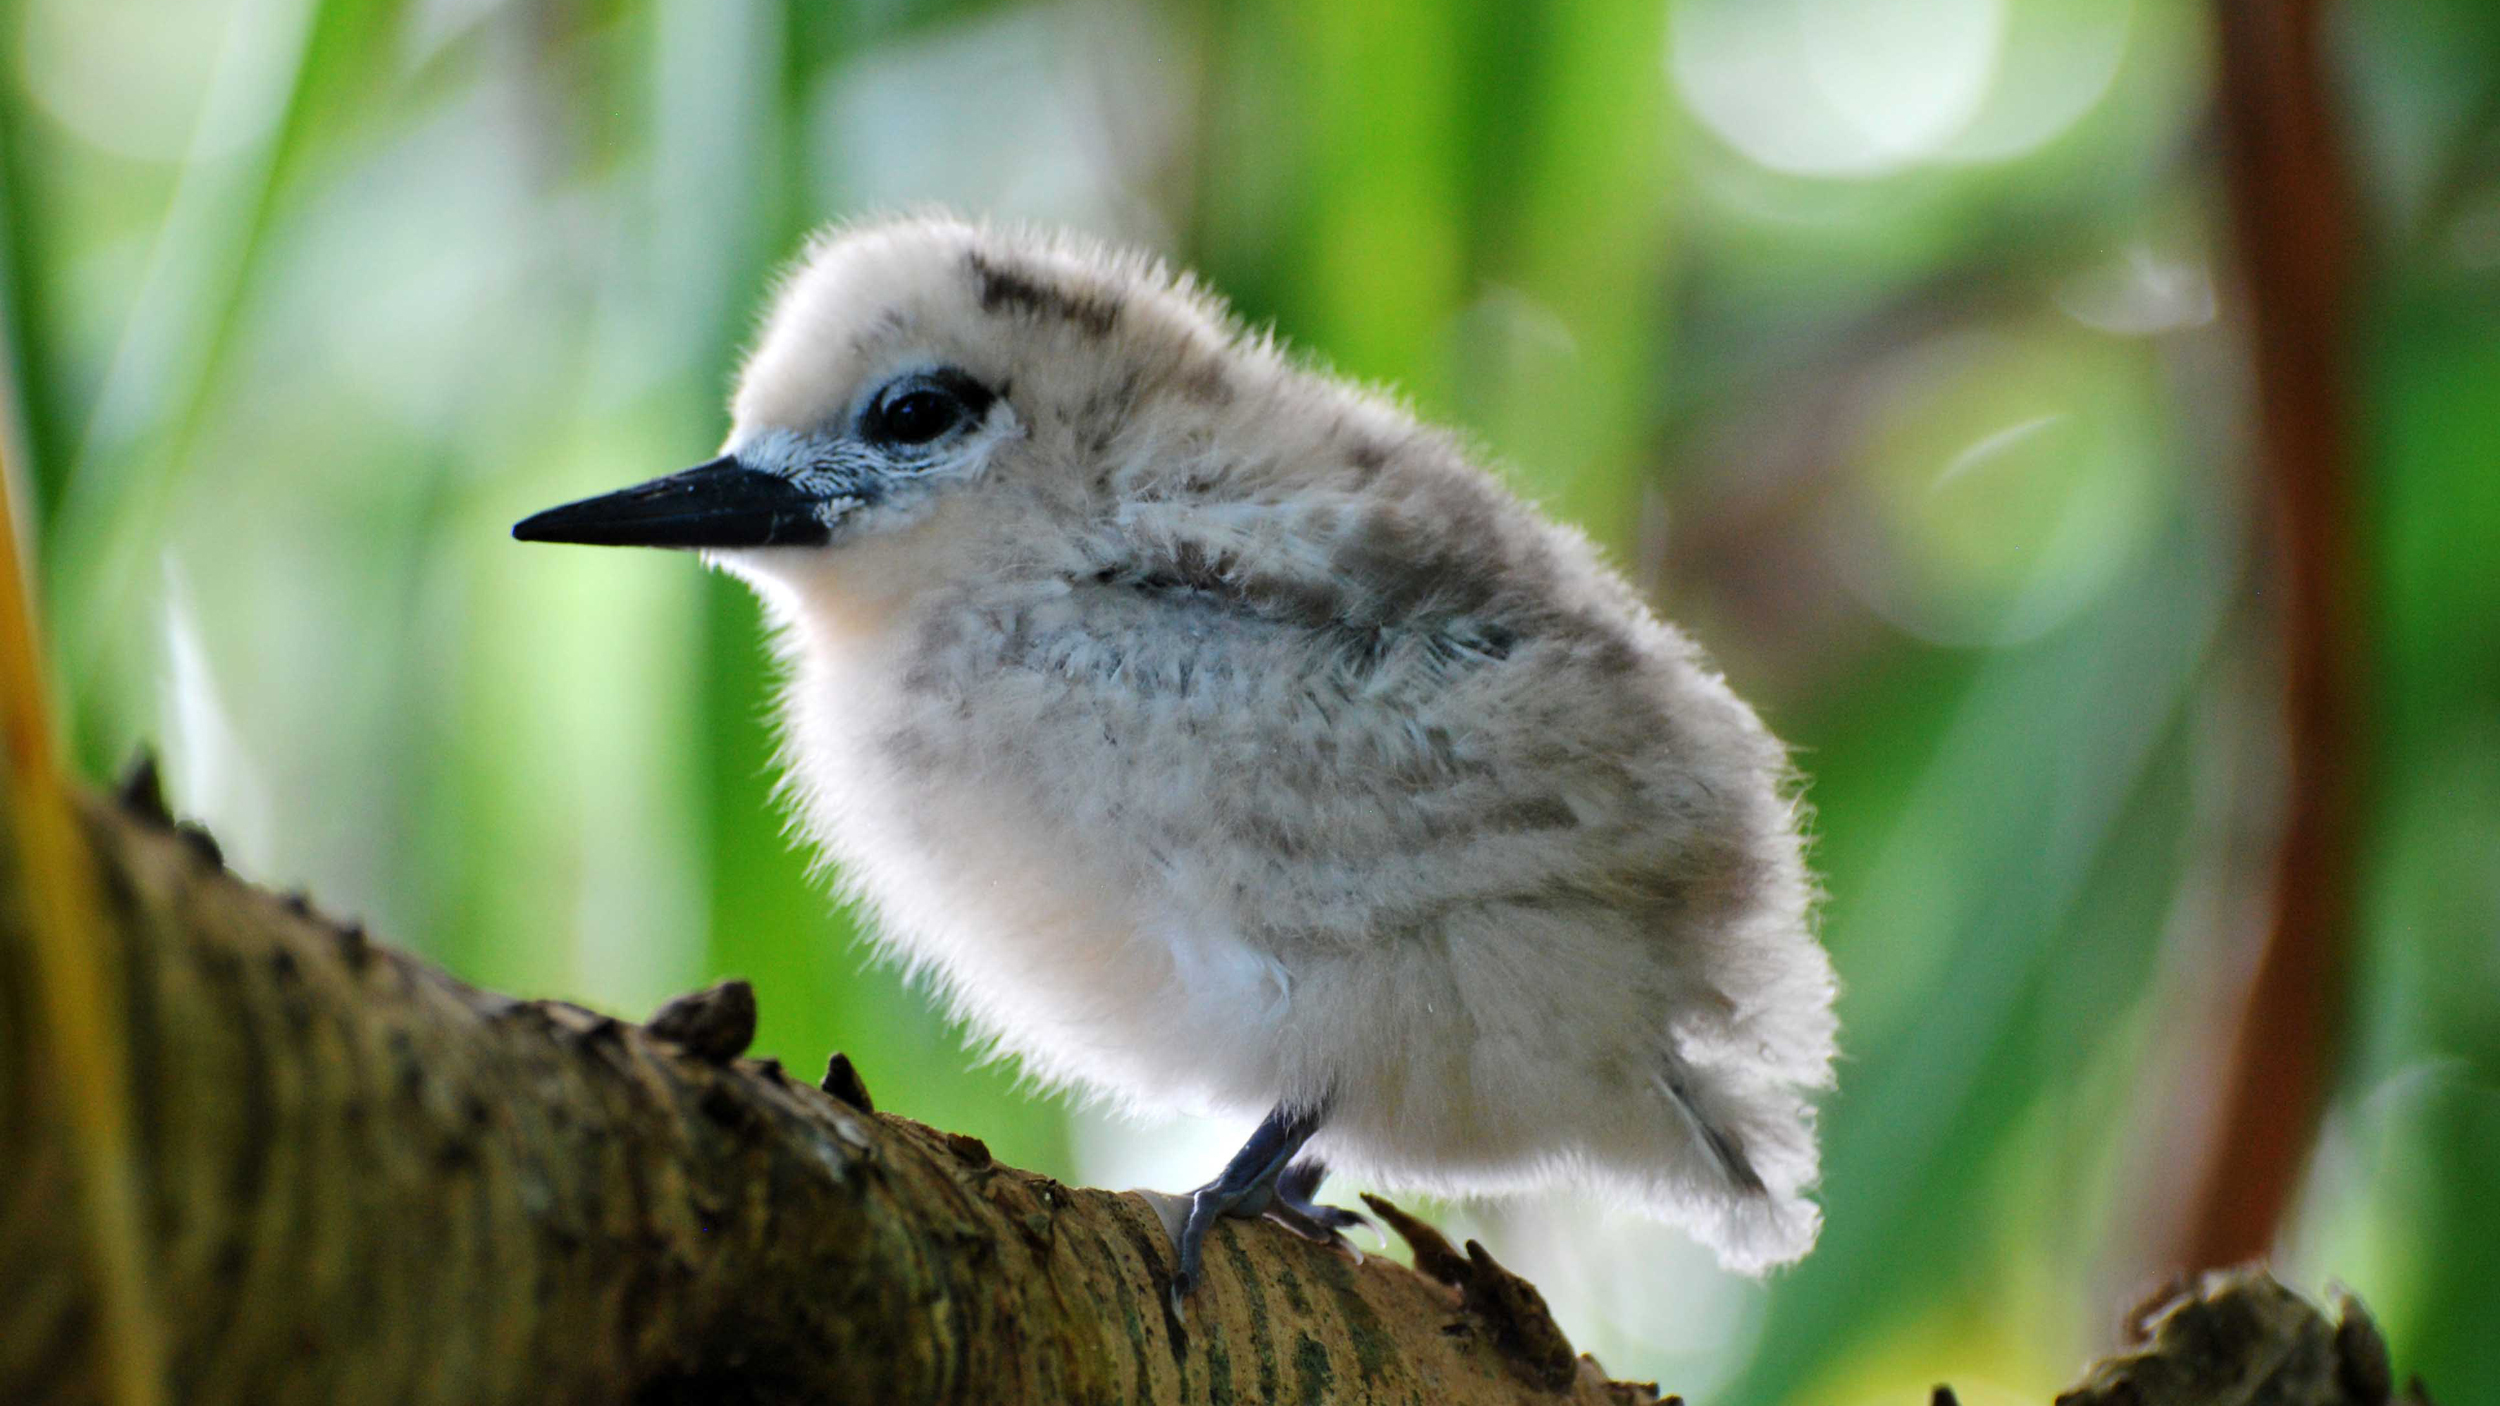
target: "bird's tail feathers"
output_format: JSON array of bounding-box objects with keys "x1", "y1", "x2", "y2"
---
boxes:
[
  {"x1": 1659, "y1": 1054, "x2": 1765, "y2": 1196},
  {"x1": 1651, "y1": 1052, "x2": 1822, "y2": 1271}
]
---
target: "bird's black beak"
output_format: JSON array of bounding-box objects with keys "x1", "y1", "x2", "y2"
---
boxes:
[{"x1": 511, "y1": 455, "x2": 835, "y2": 548}]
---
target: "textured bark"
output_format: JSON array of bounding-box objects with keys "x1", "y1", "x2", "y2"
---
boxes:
[
  {"x1": 2050, "y1": 1270, "x2": 2436, "y2": 1406},
  {"x1": 2, "y1": 785, "x2": 2436, "y2": 1405},
  {"x1": 1, "y1": 785, "x2": 1664, "y2": 1405}
]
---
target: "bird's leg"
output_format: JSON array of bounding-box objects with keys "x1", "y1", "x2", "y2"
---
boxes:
[{"x1": 1170, "y1": 1103, "x2": 1358, "y2": 1305}]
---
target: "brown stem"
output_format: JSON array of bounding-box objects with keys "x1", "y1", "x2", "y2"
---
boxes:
[{"x1": 2183, "y1": 0, "x2": 2367, "y2": 1271}]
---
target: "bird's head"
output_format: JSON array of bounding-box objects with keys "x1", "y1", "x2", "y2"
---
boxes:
[{"x1": 514, "y1": 215, "x2": 1250, "y2": 617}]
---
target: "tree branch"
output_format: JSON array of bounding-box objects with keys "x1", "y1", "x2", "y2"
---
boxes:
[
  {"x1": 2, "y1": 785, "x2": 1665, "y2": 1405},
  {"x1": 2, "y1": 779, "x2": 2437, "y2": 1404}
]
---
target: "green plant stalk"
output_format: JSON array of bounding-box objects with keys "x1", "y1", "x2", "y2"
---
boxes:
[{"x1": 0, "y1": 411, "x2": 164, "y2": 1405}]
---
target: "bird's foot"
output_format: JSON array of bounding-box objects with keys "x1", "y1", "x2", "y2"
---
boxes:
[{"x1": 1166, "y1": 1104, "x2": 1327, "y2": 1314}]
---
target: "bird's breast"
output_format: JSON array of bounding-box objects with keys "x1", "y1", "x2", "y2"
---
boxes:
[{"x1": 773, "y1": 605, "x2": 1310, "y2": 1111}]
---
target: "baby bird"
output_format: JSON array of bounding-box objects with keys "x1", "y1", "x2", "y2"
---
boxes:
[{"x1": 515, "y1": 217, "x2": 1838, "y2": 1300}]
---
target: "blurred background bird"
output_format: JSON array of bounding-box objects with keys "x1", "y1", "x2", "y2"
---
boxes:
[{"x1": 515, "y1": 217, "x2": 1838, "y2": 1299}]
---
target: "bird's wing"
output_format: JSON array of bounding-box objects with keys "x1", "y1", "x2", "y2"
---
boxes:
[{"x1": 999, "y1": 498, "x2": 1681, "y2": 941}]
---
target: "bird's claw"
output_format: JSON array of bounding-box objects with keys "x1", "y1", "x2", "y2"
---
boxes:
[
  {"x1": 1161, "y1": 1108, "x2": 1350, "y2": 1309},
  {"x1": 1264, "y1": 1156, "x2": 1369, "y2": 1257},
  {"x1": 1263, "y1": 1195, "x2": 1373, "y2": 1262},
  {"x1": 1167, "y1": 1188, "x2": 1368, "y2": 1315}
]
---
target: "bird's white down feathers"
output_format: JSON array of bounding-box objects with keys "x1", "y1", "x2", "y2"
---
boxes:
[{"x1": 710, "y1": 216, "x2": 1839, "y2": 1271}]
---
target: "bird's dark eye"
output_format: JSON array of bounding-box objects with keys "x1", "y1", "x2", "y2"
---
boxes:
[
  {"x1": 860, "y1": 370, "x2": 994, "y2": 449},
  {"x1": 868, "y1": 389, "x2": 961, "y2": 445}
]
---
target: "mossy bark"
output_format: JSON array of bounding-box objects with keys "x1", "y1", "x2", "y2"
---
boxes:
[
  {"x1": 1, "y1": 788, "x2": 1658, "y2": 1405},
  {"x1": 0, "y1": 786, "x2": 2436, "y2": 1405}
]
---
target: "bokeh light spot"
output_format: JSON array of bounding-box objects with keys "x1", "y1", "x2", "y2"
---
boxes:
[
  {"x1": 1671, "y1": 0, "x2": 2004, "y2": 178},
  {"x1": 1835, "y1": 327, "x2": 2169, "y2": 645}
]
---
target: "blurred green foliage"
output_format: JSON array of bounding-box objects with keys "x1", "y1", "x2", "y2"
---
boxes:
[{"x1": 2, "y1": 0, "x2": 2493, "y2": 1400}]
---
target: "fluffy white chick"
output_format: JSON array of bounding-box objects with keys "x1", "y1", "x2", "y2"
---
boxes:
[{"x1": 515, "y1": 216, "x2": 1837, "y2": 1301}]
